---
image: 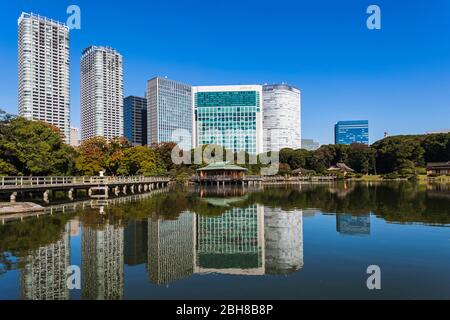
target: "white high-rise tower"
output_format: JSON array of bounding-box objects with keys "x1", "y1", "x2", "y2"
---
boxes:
[
  {"x1": 262, "y1": 84, "x2": 301, "y2": 152},
  {"x1": 18, "y1": 13, "x2": 71, "y2": 143},
  {"x1": 81, "y1": 46, "x2": 124, "y2": 141}
]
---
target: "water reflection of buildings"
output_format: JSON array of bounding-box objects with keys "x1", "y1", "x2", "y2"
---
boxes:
[
  {"x1": 336, "y1": 214, "x2": 371, "y2": 236},
  {"x1": 20, "y1": 228, "x2": 70, "y2": 300},
  {"x1": 264, "y1": 208, "x2": 304, "y2": 275},
  {"x1": 194, "y1": 204, "x2": 266, "y2": 275},
  {"x1": 147, "y1": 212, "x2": 194, "y2": 285},
  {"x1": 124, "y1": 220, "x2": 148, "y2": 266},
  {"x1": 82, "y1": 223, "x2": 124, "y2": 300}
]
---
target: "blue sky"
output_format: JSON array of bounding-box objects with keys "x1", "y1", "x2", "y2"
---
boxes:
[{"x1": 0, "y1": 0, "x2": 449, "y2": 144}]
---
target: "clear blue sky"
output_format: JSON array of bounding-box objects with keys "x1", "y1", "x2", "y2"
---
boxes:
[{"x1": 0, "y1": 0, "x2": 449, "y2": 145}]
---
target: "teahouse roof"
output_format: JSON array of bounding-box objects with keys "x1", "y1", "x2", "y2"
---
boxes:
[
  {"x1": 328, "y1": 163, "x2": 354, "y2": 172},
  {"x1": 427, "y1": 162, "x2": 450, "y2": 169},
  {"x1": 197, "y1": 162, "x2": 248, "y2": 172}
]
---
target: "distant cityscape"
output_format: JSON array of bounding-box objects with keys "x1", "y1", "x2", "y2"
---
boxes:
[{"x1": 17, "y1": 12, "x2": 371, "y2": 153}]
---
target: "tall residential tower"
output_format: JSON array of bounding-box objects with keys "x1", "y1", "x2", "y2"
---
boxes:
[
  {"x1": 81, "y1": 46, "x2": 124, "y2": 141},
  {"x1": 262, "y1": 84, "x2": 301, "y2": 152},
  {"x1": 18, "y1": 13, "x2": 71, "y2": 143}
]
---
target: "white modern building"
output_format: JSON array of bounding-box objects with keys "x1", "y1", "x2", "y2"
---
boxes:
[
  {"x1": 147, "y1": 77, "x2": 192, "y2": 150},
  {"x1": 262, "y1": 84, "x2": 301, "y2": 152},
  {"x1": 81, "y1": 46, "x2": 124, "y2": 141},
  {"x1": 193, "y1": 85, "x2": 263, "y2": 154},
  {"x1": 18, "y1": 13, "x2": 71, "y2": 144}
]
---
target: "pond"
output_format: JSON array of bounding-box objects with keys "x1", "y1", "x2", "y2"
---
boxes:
[{"x1": 0, "y1": 182, "x2": 449, "y2": 300}]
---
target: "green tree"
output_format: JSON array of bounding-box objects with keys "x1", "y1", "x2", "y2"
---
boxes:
[
  {"x1": 0, "y1": 117, "x2": 76, "y2": 176},
  {"x1": 117, "y1": 146, "x2": 165, "y2": 176},
  {"x1": 372, "y1": 136, "x2": 425, "y2": 174},
  {"x1": 347, "y1": 143, "x2": 376, "y2": 174}
]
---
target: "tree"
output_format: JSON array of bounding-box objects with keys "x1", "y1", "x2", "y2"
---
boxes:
[
  {"x1": 0, "y1": 117, "x2": 76, "y2": 176},
  {"x1": 372, "y1": 136, "x2": 425, "y2": 174},
  {"x1": 152, "y1": 142, "x2": 179, "y2": 172},
  {"x1": 421, "y1": 133, "x2": 450, "y2": 163},
  {"x1": 347, "y1": 143, "x2": 376, "y2": 174},
  {"x1": 117, "y1": 146, "x2": 165, "y2": 176},
  {"x1": 75, "y1": 137, "x2": 109, "y2": 176}
]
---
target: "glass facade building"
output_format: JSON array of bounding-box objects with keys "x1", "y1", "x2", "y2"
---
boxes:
[
  {"x1": 124, "y1": 96, "x2": 147, "y2": 146},
  {"x1": 147, "y1": 77, "x2": 192, "y2": 150},
  {"x1": 193, "y1": 85, "x2": 263, "y2": 154},
  {"x1": 334, "y1": 120, "x2": 369, "y2": 145}
]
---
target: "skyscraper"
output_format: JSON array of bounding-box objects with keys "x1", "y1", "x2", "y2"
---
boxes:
[
  {"x1": 301, "y1": 139, "x2": 320, "y2": 151},
  {"x1": 146, "y1": 77, "x2": 192, "y2": 150},
  {"x1": 70, "y1": 127, "x2": 80, "y2": 147},
  {"x1": 262, "y1": 84, "x2": 301, "y2": 152},
  {"x1": 193, "y1": 85, "x2": 263, "y2": 154},
  {"x1": 18, "y1": 13, "x2": 71, "y2": 143},
  {"x1": 81, "y1": 46, "x2": 124, "y2": 141},
  {"x1": 124, "y1": 96, "x2": 147, "y2": 146},
  {"x1": 335, "y1": 120, "x2": 369, "y2": 145}
]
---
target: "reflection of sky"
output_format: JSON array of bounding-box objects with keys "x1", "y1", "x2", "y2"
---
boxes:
[{"x1": 69, "y1": 223, "x2": 82, "y2": 300}]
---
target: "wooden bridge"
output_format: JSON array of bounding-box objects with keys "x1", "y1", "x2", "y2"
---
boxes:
[{"x1": 0, "y1": 176, "x2": 171, "y2": 203}]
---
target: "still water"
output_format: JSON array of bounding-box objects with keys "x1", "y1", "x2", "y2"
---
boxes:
[{"x1": 0, "y1": 183, "x2": 449, "y2": 300}]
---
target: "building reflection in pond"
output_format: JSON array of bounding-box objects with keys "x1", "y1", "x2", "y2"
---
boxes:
[
  {"x1": 124, "y1": 220, "x2": 148, "y2": 266},
  {"x1": 20, "y1": 225, "x2": 70, "y2": 300},
  {"x1": 264, "y1": 208, "x2": 304, "y2": 275},
  {"x1": 147, "y1": 212, "x2": 194, "y2": 285},
  {"x1": 336, "y1": 214, "x2": 371, "y2": 236},
  {"x1": 194, "y1": 204, "x2": 265, "y2": 275},
  {"x1": 81, "y1": 223, "x2": 124, "y2": 300}
]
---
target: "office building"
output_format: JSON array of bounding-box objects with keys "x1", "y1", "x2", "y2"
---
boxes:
[
  {"x1": 81, "y1": 46, "x2": 124, "y2": 141},
  {"x1": 124, "y1": 96, "x2": 147, "y2": 146},
  {"x1": 193, "y1": 85, "x2": 263, "y2": 154},
  {"x1": 70, "y1": 127, "x2": 80, "y2": 147},
  {"x1": 262, "y1": 84, "x2": 301, "y2": 152},
  {"x1": 301, "y1": 139, "x2": 320, "y2": 151},
  {"x1": 147, "y1": 77, "x2": 192, "y2": 150},
  {"x1": 18, "y1": 13, "x2": 71, "y2": 143},
  {"x1": 335, "y1": 120, "x2": 369, "y2": 145}
]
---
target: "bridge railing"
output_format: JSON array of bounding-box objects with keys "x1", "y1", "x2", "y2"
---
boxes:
[{"x1": 0, "y1": 176, "x2": 170, "y2": 188}]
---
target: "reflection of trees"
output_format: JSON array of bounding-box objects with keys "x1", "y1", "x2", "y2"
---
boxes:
[
  {"x1": 78, "y1": 183, "x2": 450, "y2": 226},
  {"x1": 0, "y1": 214, "x2": 74, "y2": 263},
  {"x1": 245, "y1": 183, "x2": 450, "y2": 225}
]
